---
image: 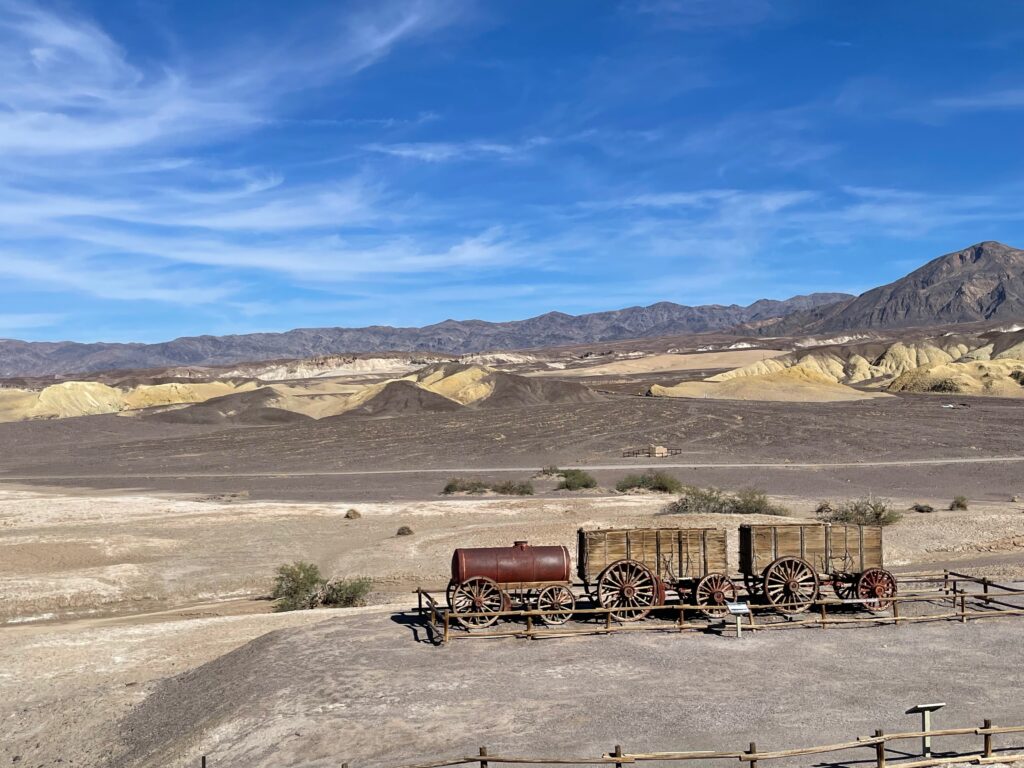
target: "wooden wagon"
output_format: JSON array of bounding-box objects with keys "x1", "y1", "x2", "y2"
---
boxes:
[
  {"x1": 739, "y1": 522, "x2": 897, "y2": 614},
  {"x1": 577, "y1": 526, "x2": 736, "y2": 621}
]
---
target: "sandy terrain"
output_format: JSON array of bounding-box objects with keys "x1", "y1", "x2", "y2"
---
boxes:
[
  {"x1": 532, "y1": 349, "x2": 786, "y2": 377},
  {"x1": 649, "y1": 367, "x2": 892, "y2": 402}
]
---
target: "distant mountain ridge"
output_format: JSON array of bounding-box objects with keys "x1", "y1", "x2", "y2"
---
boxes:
[
  {"x1": 0, "y1": 293, "x2": 848, "y2": 377},
  {"x1": 762, "y1": 241, "x2": 1024, "y2": 335}
]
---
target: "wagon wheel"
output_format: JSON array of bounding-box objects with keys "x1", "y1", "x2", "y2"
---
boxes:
[
  {"x1": 536, "y1": 584, "x2": 576, "y2": 626},
  {"x1": 857, "y1": 568, "x2": 897, "y2": 613},
  {"x1": 693, "y1": 573, "x2": 737, "y2": 619},
  {"x1": 763, "y1": 557, "x2": 819, "y2": 614},
  {"x1": 743, "y1": 573, "x2": 763, "y2": 599},
  {"x1": 831, "y1": 575, "x2": 858, "y2": 602},
  {"x1": 597, "y1": 559, "x2": 657, "y2": 622},
  {"x1": 449, "y1": 576, "x2": 506, "y2": 629}
]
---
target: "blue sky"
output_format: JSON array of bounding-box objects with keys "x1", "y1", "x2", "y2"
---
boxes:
[{"x1": 2, "y1": 0, "x2": 1024, "y2": 342}]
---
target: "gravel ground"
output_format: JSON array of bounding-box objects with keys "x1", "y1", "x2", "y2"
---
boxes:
[{"x1": 106, "y1": 609, "x2": 1024, "y2": 768}]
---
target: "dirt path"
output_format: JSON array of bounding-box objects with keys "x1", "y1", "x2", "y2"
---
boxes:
[{"x1": 2, "y1": 454, "x2": 1024, "y2": 481}]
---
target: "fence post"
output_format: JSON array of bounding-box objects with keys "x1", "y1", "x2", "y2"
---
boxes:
[
  {"x1": 960, "y1": 593, "x2": 967, "y2": 623},
  {"x1": 201, "y1": 757, "x2": 207, "y2": 768},
  {"x1": 892, "y1": 597, "x2": 900, "y2": 626},
  {"x1": 983, "y1": 720, "x2": 993, "y2": 758},
  {"x1": 748, "y1": 742, "x2": 758, "y2": 768},
  {"x1": 875, "y1": 729, "x2": 886, "y2": 768},
  {"x1": 480, "y1": 746, "x2": 489, "y2": 768},
  {"x1": 443, "y1": 611, "x2": 450, "y2": 644},
  {"x1": 983, "y1": 578, "x2": 990, "y2": 605},
  {"x1": 820, "y1": 601, "x2": 827, "y2": 629},
  {"x1": 614, "y1": 744, "x2": 623, "y2": 768}
]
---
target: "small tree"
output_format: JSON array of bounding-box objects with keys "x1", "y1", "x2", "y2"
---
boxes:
[{"x1": 557, "y1": 469, "x2": 597, "y2": 491}]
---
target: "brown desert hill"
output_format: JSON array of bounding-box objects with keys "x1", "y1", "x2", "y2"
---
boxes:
[
  {"x1": 408, "y1": 362, "x2": 606, "y2": 408},
  {"x1": 144, "y1": 388, "x2": 314, "y2": 425},
  {"x1": 337, "y1": 379, "x2": 463, "y2": 417},
  {"x1": 764, "y1": 241, "x2": 1024, "y2": 335}
]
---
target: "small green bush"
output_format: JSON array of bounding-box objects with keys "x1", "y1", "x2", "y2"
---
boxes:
[
  {"x1": 442, "y1": 478, "x2": 489, "y2": 495},
  {"x1": 557, "y1": 468, "x2": 597, "y2": 491},
  {"x1": 492, "y1": 480, "x2": 534, "y2": 496},
  {"x1": 320, "y1": 577, "x2": 372, "y2": 608},
  {"x1": 816, "y1": 497, "x2": 903, "y2": 526},
  {"x1": 616, "y1": 471, "x2": 683, "y2": 494},
  {"x1": 272, "y1": 561, "x2": 324, "y2": 612},
  {"x1": 950, "y1": 495, "x2": 969, "y2": 511},
  {"x1": 663, "y1": 485, "x2": 787, "y2": 516}
]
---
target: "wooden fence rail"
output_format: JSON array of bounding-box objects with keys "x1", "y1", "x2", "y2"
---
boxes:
[{"x1": 369, "y1": 721, "x2": 1024, "y2": 768}]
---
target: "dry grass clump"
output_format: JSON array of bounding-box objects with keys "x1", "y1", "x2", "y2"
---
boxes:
[
  {"x1": 442, "y1": 478, "x2": 489, "y2": 495},
  {"x1": 950, "y1": 495, "x2": 969, "y2": 510},
  {"x1": 441, "y1": 478, "x2": 533, "y2": 495},
  {"x1": 271, "y1": 561, "x2": 371, "y2": 612},
  {"x1": 616, "y1": 471, "x2": 683, "y2": 494},
  {"x1": 491, "y1": 480, "x2": 534, "y2": 496},
  {"x1": 815, "y1": 497, "x2": 902, "y2": 526},
  {"x1": 663, "y1": 486, "x2": 787, "y2": 516}
]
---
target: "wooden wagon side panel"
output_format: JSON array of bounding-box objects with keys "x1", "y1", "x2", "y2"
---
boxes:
[
  {"x1": 578, "y1": 527, "x2": 728, "y2": 583},
  {"x1": 827, "y1": 524, "x2": 884, "y2": 571},
  {"x1": 740, "y1": 523, "x2": 830, "y2": 576}
]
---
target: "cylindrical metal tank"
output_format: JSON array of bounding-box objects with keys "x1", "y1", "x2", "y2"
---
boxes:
[{"x1": 451, "y1": 541, "x2": 571, "y2": 584}]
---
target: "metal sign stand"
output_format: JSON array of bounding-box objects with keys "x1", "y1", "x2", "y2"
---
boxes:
[
  {"x1": 906, "y1": 703, "x2": 946, "y2": 757},
  {"x1": 727, "y1": 602, "x2": 750, "y2": 638}
]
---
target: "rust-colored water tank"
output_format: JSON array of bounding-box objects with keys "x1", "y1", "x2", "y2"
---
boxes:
[{"x1": 451, "y1": 541, "x2": 571, "y2": 584}]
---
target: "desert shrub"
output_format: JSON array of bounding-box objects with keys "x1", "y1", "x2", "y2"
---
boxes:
[
  {"x1": 1010, "y1": 370, "x2": 1024, "y2": 385},
  {"x1": 396, "y1": 525, "x2": 414, "y2": 536},
  {"x1": 556, "y1": 468, "x2": 597, "y2": 491},
  {"x1": 272, "y1": 561, "x2": 324, "y2": 612},
  {"x1": 344, "y1": 508, "x2": 361, "y2": 519},
  {"x1": 663, "y1": 485, "x2": 787, "y2": 516},
  {"x1": 538, "y1": 465, "x2": 562, "y2": 477},
  {"x1": 816, "y1": 497, "x2": 902, "y2": 526},
  {"x1": 929, "y1": 378, "x2": 961, "y2": 393},
  {"x1": 492, "y1": 480, "x2": 534, "y2": 496},
  {"x1": 442, "y1": 478, "x2": 488, "y2": 495},
  {"x1": 319, "y1": 577, "x2": 372, "y2": 607},
  {"x1": 950, "y1": 495, "x2": 969, "y2": 511},
  {"x1": 912, "y1": 503, "x2": 935, "y2": 514},
  {"x1": 616, "y1": 471, "x2": 683, "y2": 494}
]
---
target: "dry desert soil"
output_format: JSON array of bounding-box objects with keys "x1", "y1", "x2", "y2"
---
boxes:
[{"x1": 2, "y1": 389, "x2": 1023, "y2": 767}]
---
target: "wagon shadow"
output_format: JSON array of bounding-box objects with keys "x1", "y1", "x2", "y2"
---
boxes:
[{"x1": 390, "y1": 609, "x2": 442, "y2": 645}]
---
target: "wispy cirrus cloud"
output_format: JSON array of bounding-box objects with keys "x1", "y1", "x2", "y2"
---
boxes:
[
  {"x1": 932, "y1": 88, "x2": 1024, "y2": 112},
  {"x1": 363, "y1": 136, "x2": 551, "y2": 162}
]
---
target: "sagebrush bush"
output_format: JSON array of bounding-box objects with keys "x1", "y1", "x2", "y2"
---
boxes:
[
  {"x1": 816, "y1": 496, "x2": 903, "y2": 526},
  {"x1": 319, "y1": 577, "x2": 372, "y2": 607},
  {"x1": 442, "y1": 478, "x2": 489, "y2": 495},
  {"x1": 492, "y1": 480, "x2": 534, "y2": 495},
  {"x1": 616, "y1": 471, "x2": 683, "y2": 494},
  {"x1": 272, "y1": 561, "x2": 324, "y2": 612},
  {"x1": 950, "y1": 495, "x2": 969, "y2": 510},
  {"x1": 556, "y1": 468, "x2": 597, "y2": 491},
  {"x1": 663, "y1": 485, "x2": 787, "y2": 516}
]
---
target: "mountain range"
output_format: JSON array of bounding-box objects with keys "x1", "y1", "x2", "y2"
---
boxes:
[
  {"x1": 0, "y1": 293, "x2": 848, "y2": 377},
  {"x1": 1, "y1": 240, "x2": 1022, "y2": 378}
]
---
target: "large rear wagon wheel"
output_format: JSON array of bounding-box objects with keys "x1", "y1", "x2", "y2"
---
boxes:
[
  {"x1": 857, "y1": 568, "x2": 897, "y2": 612},
  {"x1": 597, "y1": 559, "x2": 657, "y2": 622},
  {"x1": 536, "y1": 584, "x2": 576, "y2": 626},
  {"x1": 693, "y1": 573, "x2": 737, "y2": 619},
  {"x1": 763, "y1": 557, "x2": 819, "y2": 615},
  {"x1": 449, "y1": 576, "x2": 506, "y2": 629}
]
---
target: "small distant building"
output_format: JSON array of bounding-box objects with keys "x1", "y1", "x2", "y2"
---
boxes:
[{"x1": 622, "y1": 444, "x2": 683, "y2": 458}]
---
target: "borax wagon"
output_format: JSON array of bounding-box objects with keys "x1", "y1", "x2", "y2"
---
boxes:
[{"x1": 445, "y1": 522, "x2": 897, "y2": 628}]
